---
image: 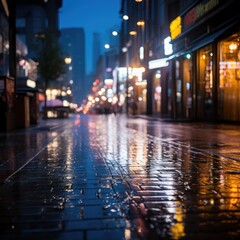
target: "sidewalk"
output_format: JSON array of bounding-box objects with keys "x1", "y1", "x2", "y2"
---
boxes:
[
  {"x1": 0, "y1": 114, "x2": 240, "y2": 239},
  {"x1": 0, "y1": 117, "x2": 70, "y2": 184}
]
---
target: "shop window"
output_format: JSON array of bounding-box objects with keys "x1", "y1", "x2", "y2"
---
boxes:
[{"x1": 219, "y1": 33, "x2": 240, "y2": 121}]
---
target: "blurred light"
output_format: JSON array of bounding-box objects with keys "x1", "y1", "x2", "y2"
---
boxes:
[
  {"x1": 101, "y1": 96, "x2": 107, "y2": 101},
  {"x1": 107, "y1": 88, "x2": 113, "y2": 95},
  {"x1": 229, "y1": 43, "x2": 237, "y2": 51},
  {"x1": 137, "y1": 21, "x2": 145, "y2": 26},
  {"x1": 61, "y1": 91, "x2": 66, "y2": 96},
  {"x1": 64, "y1": 57, "x2": 72, "y2": 64},
  {"x1": 122, "y1": 47, "x2": 128, "y2": 53},
  {"x1": 140, "y1": 46, "x2": 144, "y2": 60},
  {"x1": 51, "y1": 89, "x2": 58, "y2": 95},
  {"x1": 185, "y1": 53, "x2": 191, "y2": 59},
  {"x1": 123, "y1": 15, "x2": 129, "y2": 20},
  {"x1": 129, "y1": 31, "x2": 137, "y2": 36},
  {"x1": 104, "y1": 79, "x2": 113, "y2": 86},
  {"x1": 26, "y1": 79, "x2": 36, "y2": 88},
  {"x1": 155, "y1": 71, "x2": 161, "y2": 78},
  {"x1": 104, "y1": 44, "x2": 110, "y2": 49},
  {"x1": 19, "y1": 59, "x2": 26, "y2": 66},
  {"x1": 112, "y1": 31, "x2": 118, "y2": 36},
  {"x1": 88, "y1": 95, "x2": 93, "y2": 101},
  {"x1": 135, "y1": 0, "x2": 142, "y2": 2},
  {"x1": 63, "y1": 100, "x2": 69, "y2": 107},
  {"x1": 69, "y1": 80, "x2": 73, "y2": 84},
  {"x1": 156, "y1": 85, "x2": 161, "y2": 93}
]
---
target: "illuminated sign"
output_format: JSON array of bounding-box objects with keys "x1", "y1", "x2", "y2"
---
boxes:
[
  {"x1": 164, "y1": 36, "x2": 173, "y2": 55},
  {"x1": 170, "y1": 16, "x2": 182, "y2": 40},
  {"x1": 148, "y1": 58, "x2": 169, "y2": 69},
  {"x1": 183, "y1": 0, "x2": 219, "y2": 29}
]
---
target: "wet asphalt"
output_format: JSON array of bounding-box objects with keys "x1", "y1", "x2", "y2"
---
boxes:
[{"x1": 0, "y1": 114, "x2": 240, "y2": 240}]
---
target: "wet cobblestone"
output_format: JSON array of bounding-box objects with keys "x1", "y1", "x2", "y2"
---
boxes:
[{"x1": 0, "y1": 114, "x2": 240, "y2": 239}]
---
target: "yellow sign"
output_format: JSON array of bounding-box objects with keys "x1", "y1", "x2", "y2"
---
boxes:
[{"x1": 170, "y1": 16, "x2": 182, "y2": 40}]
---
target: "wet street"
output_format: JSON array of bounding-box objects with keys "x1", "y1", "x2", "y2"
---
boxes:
[{"x1": 0, "y1": 114, "x2": 240, "y2": 240}]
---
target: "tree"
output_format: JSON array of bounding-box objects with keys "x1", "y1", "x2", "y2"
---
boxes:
[{"x1": 34, "y1": 29, "x2": 66, "y2": 118}]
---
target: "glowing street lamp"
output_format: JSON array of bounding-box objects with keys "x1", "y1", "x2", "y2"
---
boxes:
[
  {"x1": 129, "y1": 31, "x2": 137, "y2": 36},
  {"x1": 104, "y1": 44, "x2": 110, "y2": 49},
  {"x1": 137, "y1": 20, "x2": 145, "y2": 26},
  {"x1": 64, "y1": 56, "x2": 72, "y2": 64},
  {"x1": 112, "y1": 31, "x2": 118, "y2": 36}
]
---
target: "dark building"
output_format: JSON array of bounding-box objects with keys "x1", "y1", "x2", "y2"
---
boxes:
[
  {"x1": 15, "y1": 0, "x2": 63, "y2": 124},
  {"x1": 16, "y1": 0, "x2": 62, "y2": 59},
  {"x1": 0, "y1": 0, "x2": 16, "y2": 131},
  {"x1": 60, "y1": 28, "x2": 86, "y2": 106}
]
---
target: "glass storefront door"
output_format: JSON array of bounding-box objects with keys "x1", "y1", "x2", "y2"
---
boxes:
[
  {"x1": 219, "y1": 33, "x2": 240, "y2": 121},
  {"x1": 197, "y1": 45, "x2": 214, "y2": 121}
]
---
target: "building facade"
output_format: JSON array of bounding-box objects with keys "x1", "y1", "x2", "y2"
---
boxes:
[
  {"x1": 170, "y1": 0, "x2": 240, "y2": 122},
  {"x1": 0, "y1": 0, "x2": 15, "y2": 131},
  {"x1": 119, "y1": 0, "x2": 240, "y2": 123}
]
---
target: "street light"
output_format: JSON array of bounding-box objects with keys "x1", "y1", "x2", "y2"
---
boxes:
[{"x1": 64, "y1": 56, "x2": 72, "y2": 64}]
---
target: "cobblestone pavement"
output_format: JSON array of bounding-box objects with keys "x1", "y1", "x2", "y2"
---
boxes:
[{"x1": 0, "y1": 114, "x2": 240, "y2": 240}]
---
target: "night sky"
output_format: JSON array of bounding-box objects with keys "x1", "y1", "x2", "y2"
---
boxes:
[{"x1": 59, "y1": 0, "x2": 121, "y2": 73}]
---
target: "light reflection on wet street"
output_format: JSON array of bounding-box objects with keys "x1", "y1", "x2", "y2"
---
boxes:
[{"x1": 0, "y1": 114, "x2": 240, "y2": 239}]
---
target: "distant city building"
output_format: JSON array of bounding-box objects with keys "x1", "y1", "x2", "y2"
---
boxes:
[
  {"x1": 92, "y1": 32, "x2": 101, "y2": 73},
  {"x1": 60, "y1": 28, "x2": 86, "y2": 105}
]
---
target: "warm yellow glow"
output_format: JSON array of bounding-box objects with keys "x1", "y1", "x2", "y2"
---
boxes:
[
  {"x1": 170, "y1": 16, "x2": 182, "y2": 40},
  {"x1": 137, "y1": 21, "x2": 145, "y2": 26},
  {"x1": 46, "y1": 89, "x2": 51, "y2": 96},
  {"x1": 229, "y1": 42, "x2": 237, "y2": 51},
  {"x1": 51, "y1": 89, "x2": 58, "y2": 95},
  {"x1": 135, "y1": 0, "x2": 142, "y2": 2},
  {"x1": 129, "y1": 31, "x2": 137, "y2": 36},
  {"x1": 88, "y1": 95, "x2": 93, "y2": 101},
  {"x1": 64, "y1": 57, "x2": 72, "y2": 64},
  {"x1": 101, "y1": 96, "x2": 107, "y2": 101}
]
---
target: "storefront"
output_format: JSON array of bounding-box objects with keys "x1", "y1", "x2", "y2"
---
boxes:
[
  {"x1": 169, "y1": 0, "x2": 240, "y2": 122},
  {"x1": 148, "y1": 58, "x2": 170, "y2": 117}
]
